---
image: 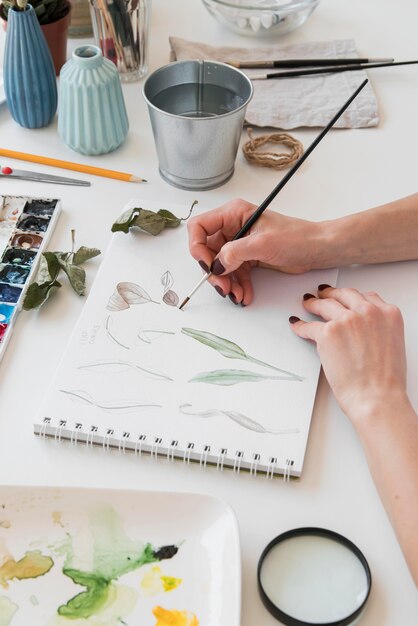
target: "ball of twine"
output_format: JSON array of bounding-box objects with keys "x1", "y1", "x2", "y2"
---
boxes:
[{"x1": 242, "y1": 127, "x2": 304, "y2": 170}]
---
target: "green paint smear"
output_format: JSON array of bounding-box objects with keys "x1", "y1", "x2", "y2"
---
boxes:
[
  {"x1": 0, "y1": 596, "x2": 18, "y2": 626},
  {"x1": 58, "y1": 507, "x2": 178, "y2": 619}
]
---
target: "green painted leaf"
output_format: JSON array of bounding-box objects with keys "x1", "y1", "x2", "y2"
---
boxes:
[
  {"x1": 181, "y1": 327, "x2": 248, "y2": 360},
  {"x1": 181, "y1": 327, "x2": 304, "y2": 380},
  {"x1": 22, "y1": 280, "x2": 62, "y2": 310},
  {"x1": 72, "y1": 246, "x2": 101, "y2": 265},
  {"x1": 188, "y1": 369, "x2": 294, "y2": 386}
]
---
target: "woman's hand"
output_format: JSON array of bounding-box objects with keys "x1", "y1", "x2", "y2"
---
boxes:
[
  {"x1": 187, "y1": 198, "x2": 321, "y2": 306},
  {"x1": 290, "y1": 285, "x2": 408, "y2": 427}
]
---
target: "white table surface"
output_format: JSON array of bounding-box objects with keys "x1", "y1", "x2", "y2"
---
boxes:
[{"x1": 1, "y1": 0, "x2": 417, "y2": 623}]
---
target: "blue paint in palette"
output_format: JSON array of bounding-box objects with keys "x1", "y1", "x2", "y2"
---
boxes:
[
  {"x1": 0, "y1": 195, "x2": 61, "y2": 360},
  {"x1": 0, "y1": 302, "x2": 14, "y2": 324}
]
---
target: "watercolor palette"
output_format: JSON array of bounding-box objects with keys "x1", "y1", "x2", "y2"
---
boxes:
[
  {"x1": 0, "y1": 196, "x2": 61, "y2": 361},
  {"x1": 0, "y1": 486, "x2": 240, "y2": 626}
]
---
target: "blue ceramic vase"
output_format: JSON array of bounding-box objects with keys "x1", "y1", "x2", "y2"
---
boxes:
[
  {"x1": 3, "y1": 5, "x2": 57, "y2": 128},
  {"x1": 58, "y1": 45, "x2": 129, "y2": 155}
]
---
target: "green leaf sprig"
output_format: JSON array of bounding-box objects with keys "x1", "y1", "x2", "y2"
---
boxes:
[
  {"x1": 23, "y1": 231, "x2": 100, "y2": 310},
  {"x1": 111, "y1": 200, "x2": 198, "y2": 236}
]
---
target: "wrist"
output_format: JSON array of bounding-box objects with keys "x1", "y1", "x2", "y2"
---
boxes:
[
  {"x1": 348, "y1": 389, "x2": 414, "y2": 439},
  {"x1": 309, "y1": 217, "x2": 356, "y2": 270}
]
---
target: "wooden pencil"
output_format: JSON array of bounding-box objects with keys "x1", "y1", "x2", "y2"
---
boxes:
[{"x1": 0, "y1": 148, "x2": 146, "y2": 183}]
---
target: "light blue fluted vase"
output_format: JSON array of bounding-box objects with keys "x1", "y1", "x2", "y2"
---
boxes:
[
  {"x1": 58, "y1": 45, "x2": 129, "y2": 155},
  {"x1": 3, "y1": 5, "x2": 57, "y2": 128}
]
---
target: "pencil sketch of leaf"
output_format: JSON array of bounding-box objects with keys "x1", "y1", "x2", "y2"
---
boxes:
[
  {"x1": 105, "y1": 316, "x2": 130, "y2": 350},
  {"x1": 181, "y1": 328, "x2": 303, "y2": 381},
  {"x1": 188, "y1": 369, "x2": 298, "y2": 386},
  {"x1": 107, "y1": 282, "x2": 159, "y2": 311},
  {"x1": 161, "y1": 270, "x2": 174, "y2": 292},
  {"x1": 179, "y1": 404, "x2": 299, "y2": 435},
  {"x1": 163, "y1": 290, "x2": 179, "y2": 307},
  {"x1": 60, "y1": 389, "x2": 162, "y2": 412},
  {"x1": 138, "y1": 329, "x2": 175, "y2": 344},
  {"x1": 78, "y1": 360, "x2": 173, "y2": 381}
]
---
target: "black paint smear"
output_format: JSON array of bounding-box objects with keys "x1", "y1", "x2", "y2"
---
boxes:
[
  {"x1": 1, "y1": 247, "x2": 37, "y2": 267},
  {"x1": 23, "y1": 199, "x2": 57, "y2": 217},
  {"x1": 16, "y1": 215, "x2": 49, "y2": 232},
  {"x1": 153, "y1": 544, "x2": 179, "y2": 560}
]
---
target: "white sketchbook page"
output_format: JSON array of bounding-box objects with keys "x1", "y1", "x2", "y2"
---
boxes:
[{"x1": 36, "y1": 200, "x2": 337, "y2": 476}]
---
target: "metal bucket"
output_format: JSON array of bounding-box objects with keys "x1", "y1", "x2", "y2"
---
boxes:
[{"x1": 143, "y1": 60, "x2": 253, "y2": 190}]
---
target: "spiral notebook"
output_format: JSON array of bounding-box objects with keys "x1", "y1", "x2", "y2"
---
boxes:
[{"x1": 34, "y1": 200, "x2": 337, "y2": 478}]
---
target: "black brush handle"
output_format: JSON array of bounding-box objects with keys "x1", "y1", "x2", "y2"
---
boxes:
[
  {"x1": 232, "y1": 79, "x2": 368, "y2": 241},
  {"x1": 265, "y1": 59, "x2": 418, "y2": 79}
]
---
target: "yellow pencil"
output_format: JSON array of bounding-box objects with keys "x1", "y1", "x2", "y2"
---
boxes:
[{"x1": 0, "y1": 148, "x2": 146, "y2": 183}]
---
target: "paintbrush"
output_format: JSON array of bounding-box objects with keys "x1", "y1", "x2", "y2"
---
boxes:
[
  {"x1": 179, "y1": 79, "x2": 368, "y2": 311},
  {"x1": 226, "y1": 57, "x2": 393, "y2": 69},
  {"x1": 251, "y1": 59, "x2": 418, "y2": 80}
]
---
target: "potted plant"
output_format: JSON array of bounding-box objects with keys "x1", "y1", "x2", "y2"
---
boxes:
[{"x1": 0, "y1": 0, "x2": 71, "y2": 74}]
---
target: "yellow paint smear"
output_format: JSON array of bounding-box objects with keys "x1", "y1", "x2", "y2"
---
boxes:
[
  {"x1": 141, "y1": 566, "x2": 182, "y2": 595},
  {"x1": 52, "y1": 511, "x2": 64, "y2": 527},
  {"x1": 0, "y1": 521, "x2": 11, "y2": 529},
  {"x1": 0, "y1": 550, "x2": 53, "y2": 589},
  {"x1": 153, "y1": 606, "x2": 199, "y2": 626}
]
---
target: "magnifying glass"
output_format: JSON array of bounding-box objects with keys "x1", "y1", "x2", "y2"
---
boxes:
[{"x1": 258, "y1": 527, "x2": 371, "y2": 626}]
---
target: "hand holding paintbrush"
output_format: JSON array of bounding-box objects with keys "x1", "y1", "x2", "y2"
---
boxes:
[{"x1": 179, "y1": 79, "x2": 368, "y2": 309}]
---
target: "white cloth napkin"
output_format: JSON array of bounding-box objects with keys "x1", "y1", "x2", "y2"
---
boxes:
[{"x1": 169, "y1": 37, "x2": 379, "y2": 129}]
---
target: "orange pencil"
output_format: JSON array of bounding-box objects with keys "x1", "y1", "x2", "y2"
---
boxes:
[{"x1": 0, "y1": 148, "x2": 146, "y2": 183}]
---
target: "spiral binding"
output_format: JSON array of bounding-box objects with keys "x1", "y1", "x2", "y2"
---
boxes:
[{"x1": 35, "y1": 418, "x2": 296, "y2": 479}]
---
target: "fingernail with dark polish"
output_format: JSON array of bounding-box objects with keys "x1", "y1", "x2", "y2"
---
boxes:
[
  {"x1": 318, "y1": 284, "x2": 331, "y2": 291},
  {"x1": 228, "y1": 293, "x2": 238, "y2": 305},
  {"x1": 289, "y1": 316, "x2": 300, "y2": 324},
  {"x1": 211, "y1": 258, "x2": 225, "y2": 275},
  {"x1": 215, "y1": 285, "x2": 226, "y2": 298},
  {"x1": 303, "y1": 293, "x2": 315, "y2": 301},
  {"x1": 241, "y1": 303, "x2": 247, "y2": 308},
  {"x1": 198, "y1": 260, "x2": 209, "y2": 273}
]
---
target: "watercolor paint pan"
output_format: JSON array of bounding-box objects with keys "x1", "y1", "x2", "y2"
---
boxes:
[{"x1": 0, "y1": 195, "x2": 61, "y2": 362}]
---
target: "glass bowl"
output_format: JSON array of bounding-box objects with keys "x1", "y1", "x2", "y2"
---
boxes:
[{"x1": 201, "y1": 0, "x2": 320, "y2": 37}]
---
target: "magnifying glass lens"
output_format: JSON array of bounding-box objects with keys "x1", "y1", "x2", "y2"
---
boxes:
[{"x1": 258, "y1": 529, "x2": 371, "y2": 626}]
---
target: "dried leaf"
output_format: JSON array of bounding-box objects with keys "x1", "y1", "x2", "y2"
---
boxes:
[
  {"x1": 22, "y1": 280, "x2": 61, "y2": 310},
  {"x1": 162, "y1": 290, "x2": 179, "y2": 307},
  {"x1": 157, "y1": 209, "x2": 181, "y2": 229},
  {"x1": 37, "y1": 252, "x2": 60, "y2": 284},
  {"x1": 59, "y1": 262, "x2": 86, "y2": 296},
  {"x1": 132, "y1": 209, "x2": 166, "y2": 236},
  {"x1": 111, "y1": 201, "x2": 198, "y2": 236},
  {"x1": 111, "y1": 207, "x2": 141, "y2": 233},
  {"x1": 72, "y1": 247, "x2": 101, "y2": 265},
  {"x1": 22, "y1": 235, "x2": 100, "y2": 311},
  {"x1": 188, "y1": 369, "x2": 294, "y2": 386}
]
